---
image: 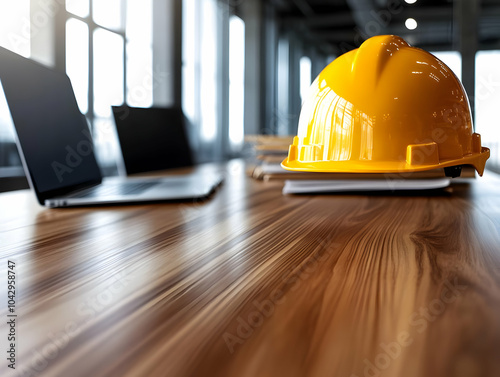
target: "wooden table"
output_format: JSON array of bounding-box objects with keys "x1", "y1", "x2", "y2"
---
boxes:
[{"x1": 1, "y1": 160, "x2": 500, "y2": 377}]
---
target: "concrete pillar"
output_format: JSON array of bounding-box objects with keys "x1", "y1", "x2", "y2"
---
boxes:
[
  {"x1": 455, "y1": 0, "x2": 479, "y2": 121},
  {"x1": 242, "y1": 0, "x2": 263, "y2": 135},
  {"x1": 153, "y1": 0, "x2": 182, "y2": 107}
]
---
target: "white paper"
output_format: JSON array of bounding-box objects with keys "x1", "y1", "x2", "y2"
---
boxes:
[{"x1": 282, "y1": 178, "x2": 451, "y2": 194}]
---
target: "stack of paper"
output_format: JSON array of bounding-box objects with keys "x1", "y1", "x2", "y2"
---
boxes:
[{"x1": 244, "y1": 135, "x2": 293, "y2": 178}]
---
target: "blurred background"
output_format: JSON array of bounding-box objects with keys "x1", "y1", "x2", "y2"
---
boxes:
[{"x1": 1, "y1": 0, "x2": 499, "y2": 190}]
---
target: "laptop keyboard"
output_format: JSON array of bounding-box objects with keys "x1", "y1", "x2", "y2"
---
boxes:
[{"x1": 70, "y1": 182, "x2": 159, "y2": 198}]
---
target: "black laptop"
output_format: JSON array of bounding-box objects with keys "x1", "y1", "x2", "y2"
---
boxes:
[
  {"x1": 0, "y1": 47, "x2": 223, "y2": 207},
  {"x1": 112, "y1": 105, "x2": 193, "y2": 175}
]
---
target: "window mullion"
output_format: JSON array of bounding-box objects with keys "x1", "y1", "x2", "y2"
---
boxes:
[
  {"x1": 88, "y1": 24, "x2": 95, "y2": 133},
  {"x1": 87, "y1": 0, "x2": 95, "y2": 133}
]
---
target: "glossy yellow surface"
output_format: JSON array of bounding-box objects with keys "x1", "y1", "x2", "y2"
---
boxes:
[{"x1": 282, "y1": 35, "x2": 490, "y2": 175}]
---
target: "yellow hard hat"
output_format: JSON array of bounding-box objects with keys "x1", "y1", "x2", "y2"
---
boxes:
[{"x1": 282, "y1": 35, "x2": 490, "y2": 176}]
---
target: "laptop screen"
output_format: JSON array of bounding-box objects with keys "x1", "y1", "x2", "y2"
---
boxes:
[
  {"x1": 112, "y1": 106, "x2": 193, "y2": 175},
  {"x1": 0, "y1": 47, "x2": 101, "y2": 196}
]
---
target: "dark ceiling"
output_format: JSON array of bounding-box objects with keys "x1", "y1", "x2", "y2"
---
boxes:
[{"x1": 272, "y1": 0, "x2": 500, "y2": 55}]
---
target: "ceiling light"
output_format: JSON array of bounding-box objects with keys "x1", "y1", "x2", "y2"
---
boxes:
[
  {"x1": 405, "y1": 0, "x2": 417, "y2": 4},
  {"x1": 405, "y1": 18, "x2": 418, "y2": 30}
]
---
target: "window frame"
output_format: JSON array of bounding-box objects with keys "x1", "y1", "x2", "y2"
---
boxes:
[{"x1": 63, "y1": 1, "x2": 128, "y2": 131}]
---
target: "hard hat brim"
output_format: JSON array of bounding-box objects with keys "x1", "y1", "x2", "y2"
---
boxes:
[{"x1": 281, "y1": 147, "x2": 490, "y2": 177}]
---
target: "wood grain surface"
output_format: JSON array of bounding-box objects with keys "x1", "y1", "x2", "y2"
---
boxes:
[{"x1": 1, "y1": 160, "x2": 500, "y2": 377}]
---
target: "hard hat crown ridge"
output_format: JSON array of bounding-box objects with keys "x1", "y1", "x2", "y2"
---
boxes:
[{"x1": 282, "y1": 35, "x2": 490, "y2": 176}]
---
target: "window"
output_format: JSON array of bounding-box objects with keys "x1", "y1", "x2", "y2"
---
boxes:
[
  {"x1": 183, "y1": 0, "x2": 219, "y2": 155},
  {"x1": 65, "y1": 0, "x2": 153, "y2": 169},
  {"x1": 0, "y1": 81, "x2": 16, "y2": 145},
  {"x1": 182, "y1": 0, "x2": 245, "y2": 160},
  {"x1": 199, "y1": 0, "x2": 218, "y2": 143},
  {"x1": 431, "y1": 51, "x2": 462, "y2": 81},
  {"x1": 475, "y1": 50, "x2": 500, "y2": 171},
  {"x1": 66, "y1": 18, "x2": 89, "y2": 114},
  {"x1": 276, "y1": 37, "x2": 290, "y2": 135},
  {"x1": 0, "y1": 0, "x2": 31, "y2": 58},
  {"x1": 300, "y1": 56, "x2": 312, "y2": 103},
  {"x1": 0, "y1": 0, "x2": 30, "y2": 168},
  {"x1": 229, "y1": 15, "x2": 245, "y2": 151}
]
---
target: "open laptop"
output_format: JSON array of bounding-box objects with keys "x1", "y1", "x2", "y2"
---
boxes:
[
  {"x1": 0, "y1": 47, "x2": 223, "y2": 207},
  {"x1": 112, "y1": 105, "x2": 193, "y2": 175}
]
